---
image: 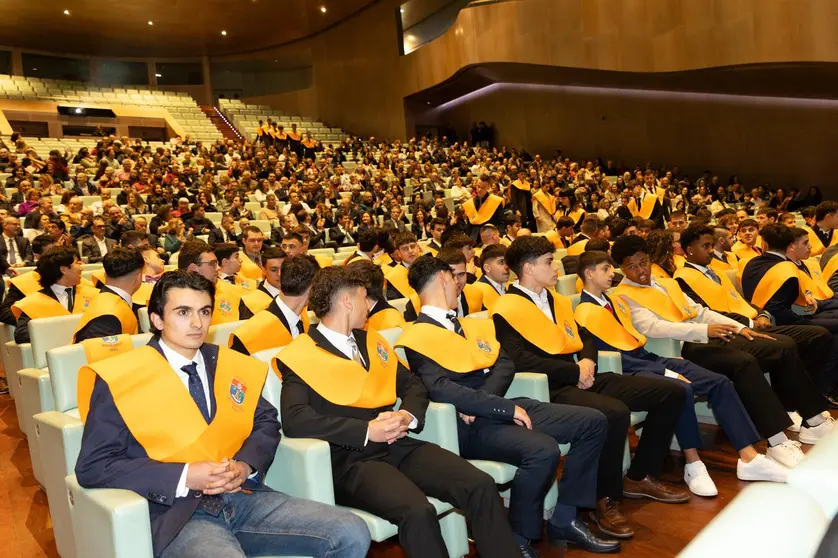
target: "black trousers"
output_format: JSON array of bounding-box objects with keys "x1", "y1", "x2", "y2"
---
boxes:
[
  {"x1": 549, "y1": 372, "x2": 686, "y2": 501},
  {"x1": 682, "y1": 335, "x2": 800, "y2": 438},
  {"x1": 458, "y1": 398, "x2": 607, "y2": 540},
  {"x1": 510, "y1": 188, "x2": 535, "y2": 231},
  {"x1": 765, "y1": 324, "x2": 837, "y2": 401},
  {"x1": 334, "y1": 441, "x2": 521, "y2": 558}
]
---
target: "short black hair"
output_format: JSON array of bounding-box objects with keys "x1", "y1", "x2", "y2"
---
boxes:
[
  {"x1": 32, "y1": 234, "x2": 54, "y2": 256},
  {"x1": 790, "y1": 226, "x2": 809, "y2": 242},
  {"x1": 213, "y1": 242, "x2": 239, "y2": 264},
  {"x1": 739, "y1": 218, "x2": 759, "y2": 230},
  {"x1": 308, "y1": 266, "x2": 365, "y2": 319},
  {"x1": 436, "y1": 247, "x2": 467, "y2": 267},
  {"x1": 801, "y1": 206, "x2": 816, "y2": 220},
  {"x1": 281, "y1": 231, "x2": 303, "y2": 245},
  {"x1": 148, "y1": 270, "x2": 215, "y2": 335},
  {"x1": 680, "y1": 224, "x2": 715, "y2": 249},
  {"x1": 429, "y1": 217, "x2": 446, "y2": 230},
  {"x1": 577, "y1": 250, "x2": 613, "y2": 279},
  {"x1": 609, "y1": 218, "x2": 629, "y2": 237},
  {"x1": 280, "y1": 255, "x2": 319, "y2": 296},
  {"x1": 479, "y1": 244, "x2": 506, "y2": 271},
  {"x1": 443, "y1": 233, "x2": 474, "y2": 250},
  {"x1": 816, "y1": 201, "x2": 838, "y2": 222},
  {"x1": 760, "y1": 224, "x2": 794, "y2": 251},
  {"x1": 346, "y1": 259, "x2": 386, "y2": 302},
  {"x1": 407, "y1": 253, "x2": 452, "y2": 293},
  {"x1": 556, "y1": 216, "x2": 574, "y2": 229},
  {"x1": 393, "y1": 231, "x2": 417, "y2": 249},
  {"x1": 103, "y1": 247, "x2": 144, "y2": 279},
  {"x1": 611, "y1": 235, "x2": 648, "y2": 266},
  {"x1": 120, "y1": 230, "x2": 148, "y2": 248},
  {"x1": 756, "y1": 207, "x2": 778, "y2": 220},
  {"x1": 262, "y1": 246, "x2": 287, "y2": 262},
  {"x1": 358, "y1": 227, "x2": 379, "y2": 252},
  {"x1": 504, "y1": 214, "x2": 521, "y2": 227},
  {"x1": 37, "y1": 246, "x2": 78, "y2": 288},
  {"x1": 505, "y1": 236, "x2": 553, "y2": 276},
  {"x1": 178, "y1": 240, "x2": 214, "y2": 270},
  {"x1": 580, "y1": 216, "x2": 600, "y2": 236},
  {"x1": 584, "y1": 237, "x2": 610, "y2": 252}
]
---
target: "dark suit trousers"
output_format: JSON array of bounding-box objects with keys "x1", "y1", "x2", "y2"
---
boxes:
[
  {"x1": 334, "y1": 441, "x2": 520, "y2": 558},
  {"x1": 631, "y1": 357, "x2": 761, "y2": 452},
  {"x1": 458, "y1": 398, "x2": 606, "y2": 539},
  {"x1": 681, "y1": 336, "x2": 796, "y2": 439},
  {"x1": 767, "y1": 324, "x2": 838, "y2": 394},
  {"x1": 549, "y1": 372, "x2": 685, "y2": 501}
]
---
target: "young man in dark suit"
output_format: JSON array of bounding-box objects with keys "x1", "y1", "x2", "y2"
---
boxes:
[
  {"x1": 0, "y1": 234, "x2": 54, "y2": 325},
  {"x1": 0, "y1": 215, "x2": 34, "y2": 266},
  {"x1": 403, "y1": 249, "x2": 482, "y2": 322},
  {"x1": 396, "y1": 254, "x2": 617, "y2": 556},
  {"x1": 328, "y1": 211, "x2": 357, "y2": 248},
  {"x1": 278, "y1": 266, "x2": 524, "y2": 558},
  {"x1": 207, "y1": 215, "x2": 240, "y2": 246},
  {"x1": 73, "y1": 247, "x2": 144, "y2": 343},
  {"x1": 75, "y1": 270, "x2": 371, "y2": 558}
]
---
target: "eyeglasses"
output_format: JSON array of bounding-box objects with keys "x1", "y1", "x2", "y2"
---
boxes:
[{"x1": 196, "y1": 259, "x2": 218, "y2": 267}]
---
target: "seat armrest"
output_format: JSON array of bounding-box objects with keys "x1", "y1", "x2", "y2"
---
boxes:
[
  {"x1": 644, "y1": 338, "x2": 681, "y2": 358},
  {"x1": 263, "y1": 436, "x2": 336, "y2": 505},
  {"x1": 505, "y1": 372, "x2": 550, "y2": 402},
  {"x1": 409, "y1": 401, "x2": 459, "y2": 455},
  {"x1": 598, "y1": 351, "x2": 623, "y2": 374}
]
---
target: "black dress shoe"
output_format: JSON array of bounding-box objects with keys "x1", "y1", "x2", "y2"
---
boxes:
[
  {"x1": 546, "y1": 519, "x2": 621, "y2": 554},
  {"x1": 519, "y1": 543, "x2": 541, "y2": 558}
]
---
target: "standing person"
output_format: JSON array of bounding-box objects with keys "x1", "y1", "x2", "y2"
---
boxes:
[
  {"x1": 395, "y1": 255, "x2": 618, "y2": 555},
  {"x1": 462, "y1": 174, "x2": 504, "y2": 239},
  {"x1": 509, "y1": 169, "x2": 535, "y2": 231},
  {"x1": 75, "y1": 270, "x2": 371, "y2": 558},
  {"x1": 278, "y1": 266, "x2": 525, "y2": 558}
]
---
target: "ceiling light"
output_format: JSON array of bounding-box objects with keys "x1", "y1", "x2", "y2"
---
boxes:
[
  {"x1": 400, "y1": 8, "x2": 405, "y2": 13},
  {"x1": 63, "y1": 9, "x2": 71, "y2": 15},
  {"x1": 148, "y1": 20, "x2": 153, "y2": 26},
  {"x1": 32, "y1": 68, "x2": 37, "y2": 71},
  {"x1": 221, "y1": 30, "x2": 227, "y2": 36},
  {"x1": 155, "y1": 73, "x2": 162, "y2": 77},
  {"x1": 320, "y1": 6, "x2": 327, "y2": 13},
  {"x1": 75, "y1": 108, "x2": 83, "y2": 114}
]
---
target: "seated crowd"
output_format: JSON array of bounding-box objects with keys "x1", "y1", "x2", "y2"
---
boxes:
[{"x1": 2, "y1": 129, "x2": 838, "y2": 558}]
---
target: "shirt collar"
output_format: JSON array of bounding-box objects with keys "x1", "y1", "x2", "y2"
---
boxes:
[
  {"x1": 484, "y1": 276, "x2": 506, "y2": 295},
  {"x1": 621, "y1": 276, "x2": 656, "y2": 289},
  {"x1": 420, "y1": 304, "x2": 455, "y2": 331},
  {"x1": 263, "y1": 280, "x2": 281, "y2": 298},
  {"x1": 687, "y1": 261, "x2": 711, "y2": 274},
  {"x1": 275, "y1": 295, "x2": 301, "y2": 327},
  {"x1": 107, "y1": 284, "x2": 133, "y2": 307},
  {"x1": 713, "y1": 249, "x2": 725, "y2": 259},
  {"x1": 768, "y1": 250, "x2": 787, "y2": 260},
  {"x1": 50, "y1": 283, "x2": 71, "y2": 299},
  {"x1": 158, "y1": 338, "x2": 204, "y2": 371},
  {"x1": 512, "y1": 280, "x2": 549, "y2": 304},
  {"x1": 315, "y1": 322, "x2": 356, "y2": 359},
  {"x1": 582, "y1": 289, "x2": 609, "y2": 307}
]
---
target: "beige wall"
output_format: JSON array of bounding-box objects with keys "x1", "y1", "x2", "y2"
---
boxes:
[{"x1": 432, "y1": 84, "x2": 838, "y2": 191}]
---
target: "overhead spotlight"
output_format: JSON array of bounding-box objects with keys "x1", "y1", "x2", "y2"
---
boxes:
[
  {"x1": 148, "y1": 20, "x2": 153, "y2": 26},
  {"x1": 155, "y1": 73, "x2": 162, "y2": 77},
  {"x1": 63, "y1": 9, "x2": 71, "y2": 15},
  {"x1": 74, "y1": 108, "x2": 83, "y2": 114},
  {"x1": 32, "y1": 68, "x2": 38, "y2": 71},
  {"x1": 400, "y1": 8, "x2": 405, "y2": 13},
  {"x1": 320, "y1": 5, "x2": 327, "y2": 13},
  {"x1": 221, "y1": 30, "x2": 227, "y2": 36}
]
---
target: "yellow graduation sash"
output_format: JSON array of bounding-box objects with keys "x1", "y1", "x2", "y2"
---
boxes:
[
  {"x1": 462, "y1": 195, "x2": 503, "y2": 226},
  {"x1": 230, "y1": 308, "x2": 309, "y2": 355},
  {"x1": 73, "y1": 292, "x2": 138, "y2": 342},
  {"x1": 462, "y1": 282, "x2": 485, "y2": 314},
  {"x1": 79, "y1": 346, "x2": 266, "y2": 465},
  {"x1": 12, "y1": 285, "x2": 99, "y2": 320},
  {"x1": 77, "y1": 334, "x2": 138, "y2": 420},
  {"x1": 674, "y1": 267, "x2": 757, "y2": 319},
  {"x1": 614, "y1": 279, "x2": 698, "y2": 323},
  {"x1": 574, "y1": 300, "x2": 645, "y2": 351},
  {"x1": 239, "y1": 254, "x2": 263, "y2": 280},
  {"x1": 804, "y1": 226, "x2": 838, "y2": 257},
  {"x1": 567, "y1": 238, "x2": 588, "y2": 257},
  {"x1": 275, "y1": 332, "x2": 396, "y2": 408},
  {"x1": 90, "y1": 269, "x2": 106, "y2": 287},
  {"x1": 212, "y1": 280, "x2": 243, "y2": 325},
  {"x1": 132, "y1": 282, "x2": 154, "y2": 306},
  {"x1": 241, "y1": 287, "x2": 274, "y2": 315},
  {"x1": 365, "y1": 307, "x2": 406, "y2": 331},
  {"x1": 469, "y1": 281, "x2": 501, "y2": 312},
  {"x1": 235, "y1": 273, "x2": 256, "y2": 291},
  {"x1": 545, "y1": 230, "x2": 567, "y2": 250},
  {"x1": 627, "y1": 195, "x2": 658, "y2": 219},
  {"x1": 709, "y1": 252, "x2": 739, "y2": 273},
  {"x1": 731, "y1": 241, "x2": 761, "y2": 268},
  {"x1": 287, "y1": 131, "x2": 301, "y2": 141},
  {"x1": 10, "y1": 271, "x2": 43, "y2": 296},
  {"x1": 396, "y1": 318, "x2": 500, "y2": 372},
  {"x1": 343, "y1": 252, "x2": 366, "y2": 266},
  {"x1": 822, "y1": 253, "x2": 838, "y2": 286},
  {"x1": 374, "y1": 252, "x2": 393, "y2": 267},
  {"x1": 568, "y1": 208, "x2": 586, "y2": 226},
  {"x1": 800, "y1": 258, "x2": 834, "y2": 301},
  {"x1": 651, "y1": 264, "x2": 672, "y2": 280},
  {"x1": 748, "y1": 261, "x2": 804, "y2": 309},
  {"x1": 302, "y1": 139, "x2": 316, "y2": 148},
  {"x1": 511, "y1": 179, "x2": 531, "y2": 192},
  {"x1": 384, "y1": 265, "x2": 421, "y2": 311},
  {"x1": 489, "y1": 291, "x2": 583, "y2": 355},
  {"x1": 532, "y1": 190, "x2": 557, "y2": 217}
]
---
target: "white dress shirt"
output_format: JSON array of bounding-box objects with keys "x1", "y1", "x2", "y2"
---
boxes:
[
  {"x1": 107, "y1": 285, "x2": 133, "y2": 308},
  {"x1": 276, "y1": 296, "x2": 302, "y2": 337},
  {"x1": 420, "y1": 305, "x2": 457, "y2": 331},
  {"x1": 262, "y1": 281, "x2": 281, "y2": 299},
  {"x1": 512, "y1": 281, "x2": 554, "y2": 321},
  {"x1": 94, "y1": 236, "x2": 109, "y2": 257},
  {"x1": 483, "y1": 276, "x2": 506, "y2": 295},
  {"x1": 618, "y1": 277, "x2": 744, "y2": 344},
  {"x1": 50, "y1": 284, "x2": 74, "y2": 311},
  {"x1": 159, "y1": 340, "x2": 211, "y2": 498},
  {"x1": 3, "y1": 233, "x2": 20, "y2": 263}
]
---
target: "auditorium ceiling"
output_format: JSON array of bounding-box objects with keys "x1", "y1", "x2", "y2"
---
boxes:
[{"x1": 0, "y1": 0, "x2": 377, "y2": 58}]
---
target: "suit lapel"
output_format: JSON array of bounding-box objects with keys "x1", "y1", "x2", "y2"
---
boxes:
[{"x1": 308, "y1": 327, "x2": 369, "y2": 371}]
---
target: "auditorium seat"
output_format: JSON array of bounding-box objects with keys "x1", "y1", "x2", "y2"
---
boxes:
[{"x1": 788, "y1": 428, "x2": 838, "y2": 519}]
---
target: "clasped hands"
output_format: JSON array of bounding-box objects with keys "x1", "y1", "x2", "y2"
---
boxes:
[
  {"x1": 368, "y1": 409, "x2": 413, "y2": 444},
  {"x1": 186, "y1": 457, "x2": 251, "y2": 495}
]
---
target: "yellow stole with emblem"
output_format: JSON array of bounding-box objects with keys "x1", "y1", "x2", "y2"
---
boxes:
[
  {"x1": 731, "y1": 241, "x2": 762, "y2": 275},
  {"x1": 709, "y1": 252, "x2": 739, "y2": 273},
  {"x1": 365, "y1": 306, "x2": 406, "y2": 331},
  {"x1": 396, "y1": 318, "x2": 500, "y2": 372},
  {"x1": 614, "y1": 279, "x2": 698, "y2": 323},
  {"x1": 462, "y1": 195, "x2": 503, "y2": 226},
  {"x1": 462, "y1": 282, "x2": 485, "y2": 314},
  {"x1": 627, "y1": 195, "x2": 658, "y2": 219},
  {"x1": 511, "y1": 179, "x2": 531, "y2": 192},
  {"x1": 239, "y1": 254, "x2": 263, "y2": 280},
  {"x1": 574, "y1": 299, "x2": 646, "y2": 351},
  {"x1": 374, "y1": 252, "x2": 393, "y2": 267},
  {"x1": 10, "y1": 271, "x2": 44, "y2": 296},
  {"x1": 234, "y1": 273, "x2": 256, "y2": 291},
  {"x1": 73, "y1": 291, "x2": 138, "y2": 342},
  {"x1": 79, "y1": 346, "x2": 266, "y2": 464},
  {"x1": 567, "y1": 208, "x2": 586, "y2": 227},
  {"x1": 77, "y1": 334, "x2": 137, "y2": 420},
  {"x1": 567, "y1": 238, "x2": 589, "y2": 257},
  {"x1": 385, "y1": 265, "x2": 421, "y2": 312},
  {"x1": 275, "y1": 332, "x2": 397, "y2": 408},
  {"x1": 804, "y1": 225, "x2": 838, "y2": 257},
  {"x1": 800, "y1": 258, "x2": 834, "y2": 301},
  {"x1": 230, "y1": 307, "x2": 310, "y2": 355},
  {"x1": 212, "y1": 280, "x2": 244, "y2": 325},
  {"x1": 674, "y1": 266, "x2": 757, "y2": 319},
  {"x1": 750, "y1": 260, "x2": 806, "y2": 308},
  {"x1": 241, "y1": 287, "x2": 274, "y2": 315},
  {"x1": 490, "y1": 291, "x2": 583, "y2": 355},
  {"x1": 822, "y1": 253, "x2": 838, "y2": 286},
  {"x1": 12, "y1": 285, "x2": 99, "y2": 320},
  {"x1": 545, "y1": 230, "x2": 567, "y2": 250}
]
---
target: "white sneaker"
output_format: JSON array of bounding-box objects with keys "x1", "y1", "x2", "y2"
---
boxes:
[
  {"x1": 799, "y1": 416, "x2": 837, "y2": 445},
  {"x1": 787, "y1": 411, "x2": 802, "y2": 433},
  {"x1": 766, "y1": 440, "x2": 806, "y2": 468},
  {"x1": 737, "y1": 454, "x2": 790, "y2": 483},
  {"x1": 684, "y1": 461, "x2": 718, "y2": 497}
]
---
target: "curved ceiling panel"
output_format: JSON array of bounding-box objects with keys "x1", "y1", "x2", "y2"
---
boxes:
[{"x1": 0, "y1": 0, "x2": 376, "y2": 58}]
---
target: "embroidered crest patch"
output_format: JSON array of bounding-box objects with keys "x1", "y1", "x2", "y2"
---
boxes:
[
  {"x1": 230, "y1": 378, "x2": 247, "y2": 405},
  {"x1": 101, "y1": 336, "x2": 118, "y2": 344},
  {"x1": 376, "y1": 340, "x2": 389, "y2": 363},
  {"x1": 476, "y1": 338, "x2": 492, "y2": 353},
  {"x1": 616, "y1": 301, "x2": 627, "y2": 313},
  {"x1": 564, "y1": 322, "x2": 575, "y2": 339},
  {"x1": 220, "y1": 300, "x2": 232, "y2": 313}
]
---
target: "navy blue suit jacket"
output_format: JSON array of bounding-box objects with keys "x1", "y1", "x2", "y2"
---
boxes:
[
  {"x1": 75, "y1": 337, "x2": 280, "y2": 556},
  {"x1": 73, "y1": 286, "x2": 143, "y2": 343}
]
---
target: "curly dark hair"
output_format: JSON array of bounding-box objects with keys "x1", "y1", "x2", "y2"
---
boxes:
[
  {"x1": 308, "y1": 266, "x2": 366, "y2": 318},
  {"x1": 280, "y1": 255, "x2": 320, "y2": 297},
  {"x1": 645, "y1": 230, "x2": 676, "y2": 275},
  {"x1": 345, "y1": 259, "x2": 385, "y2": 302}
]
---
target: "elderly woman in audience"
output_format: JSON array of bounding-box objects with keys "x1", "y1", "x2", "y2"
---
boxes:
[{"x1": 162, "y1": 217, "x2": 190, "y2": 254}]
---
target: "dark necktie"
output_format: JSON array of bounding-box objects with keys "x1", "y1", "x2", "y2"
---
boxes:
[
  {"x1": 292, "y1": 319, "x2": 302, "y2": 336},
  {"x1": 224, "y1": 276, "x2": 236, "y2": 284},
  {"x1": 7, "y1": 238, "x2": 15, "y2": 264},
  {"x1": 446, "y1": 311, "x2": 465, "y2": 336},
  {"x1": 705, "y1": 268, "x2": 722, "y2": 284},
  {"x1": 181, "y1": 362, "x2": 211, "y2": 423},
  {"x1": 65, "y1": 288, "x2": 74, "y2": 311},
  {"x1": 604, "y1": 302, "x2": 615, "y2": 316}
]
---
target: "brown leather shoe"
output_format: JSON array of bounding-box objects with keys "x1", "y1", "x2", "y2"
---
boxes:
[
  {"x1": 623, "y1": 475, "x2": 690, "y2": 503},
  {"x1": 589, "y1": 497, "x2": 634, "y2": 539}
]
